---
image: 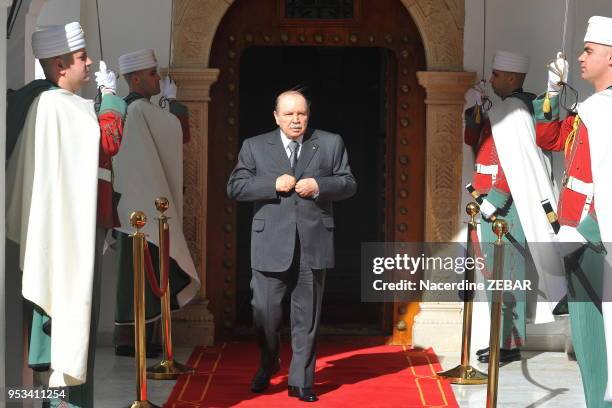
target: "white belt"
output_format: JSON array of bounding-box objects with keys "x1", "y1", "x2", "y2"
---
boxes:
[
  {"x1": 475, "y1": 164, "x2": 498, "y2": 175},
  {"x1": 564, "y1": 176, "x2": 593, "y2": 196},
  {"x1": 98, "y1": 168, "x2": 112, "y2": 182}
]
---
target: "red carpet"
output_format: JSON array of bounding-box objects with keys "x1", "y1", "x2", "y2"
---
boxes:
[{"x1": 164, "y1": 337, "x2": 459, "y2": 407}]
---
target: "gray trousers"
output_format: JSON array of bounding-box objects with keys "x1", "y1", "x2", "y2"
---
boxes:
[{"x1": 250, "y1": 245, "x2": 326, "y2": 388}]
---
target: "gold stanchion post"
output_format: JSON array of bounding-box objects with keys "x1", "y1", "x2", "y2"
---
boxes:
[
  {"x1": 437, "y1": 203, "x2": 488, "y2": 384},
  {"x1": 147, "y1": 197, "x2": 195, "y2": 380},
  {"x1": 129, "y1": 211, "x2": 160, "y2": 408},
  {"x1": 486, "y1": 218, "x2": 509, "y2": 408}
]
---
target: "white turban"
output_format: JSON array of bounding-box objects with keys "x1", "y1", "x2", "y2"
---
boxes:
[
  {"x1": 584, "y1": 16, "x2": 612, "y2": 46},
  {"x1": 31, "y1": 22, "x2": 86, "y2": 60},
  {"x1": 118, "y1": 49, "x2": 158, "y2": 75},
  {"x1": 492, "y1": 50, "x2": 530, "y2": 74}
]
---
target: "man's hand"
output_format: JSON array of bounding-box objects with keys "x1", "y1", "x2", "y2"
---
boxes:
[
  {"x1": 295, "y1": 178, "x2": 319, "y2": 198},
  {"x1": 160, "y1": 76, "x2": 178, "y2": 100},
  {"x1": 276, "y1": 174, "x2": 296, "y2": 193},
  {"x1": 464, "y1": 87, "x2": 483, "y2": 110},
  {"x1": 94, "y1": 61, "x2": 117, "y2": 95},
  {"x1": 547, "y1": 52, "x2": 569, "y2": 93}
]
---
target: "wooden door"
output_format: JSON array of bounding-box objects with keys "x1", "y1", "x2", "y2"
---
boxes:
[{"x1": 207, "y1": 0, "x2": 426, "y2": 343}]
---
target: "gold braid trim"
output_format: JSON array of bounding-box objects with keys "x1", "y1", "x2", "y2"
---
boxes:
[{"x1": 564, "y1": 115, "x2": 581, "y2": 156}]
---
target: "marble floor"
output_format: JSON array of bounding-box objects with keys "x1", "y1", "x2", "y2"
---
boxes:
[
  {"x1": 92, "y1": 347, "x2": 191, "y2": 407},
  {"x1": 440, "y1": 351, "x2": 586, "y2": 408},
  {"x1": 64, "y1": 346, "x2": 586, "y2": 407}
]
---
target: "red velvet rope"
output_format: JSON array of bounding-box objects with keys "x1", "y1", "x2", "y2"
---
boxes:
[
  {"x1": 470, "y1": 228, "x2": 493, "y2": 279},
  {"x1": 143, "y1": 239, "x2": 170, "y2": 297},
  {"x1": 163, "y1": 227, "x2": 170, "y2": 288}
]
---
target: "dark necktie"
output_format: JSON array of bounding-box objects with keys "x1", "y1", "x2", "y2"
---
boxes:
[{"x1": 288, "y1": 140, "x2": 299, "y2": 172}]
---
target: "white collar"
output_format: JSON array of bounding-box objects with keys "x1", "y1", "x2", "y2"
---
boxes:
[{"x1": 280, "y1": 129, "x2": 304, "y2": 150}]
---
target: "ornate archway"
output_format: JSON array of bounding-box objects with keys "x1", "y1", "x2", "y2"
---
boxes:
[{"x1": 169, "y1": 0, "x2": 475, "y2": 351}]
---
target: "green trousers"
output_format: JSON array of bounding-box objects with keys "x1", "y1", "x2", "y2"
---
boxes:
[
  {"x1": 481, "y1": 199, "x2": 527, "y2": 349},
  {"x1": 569, "y1": 217, "x2": 612, "y2": 408}
]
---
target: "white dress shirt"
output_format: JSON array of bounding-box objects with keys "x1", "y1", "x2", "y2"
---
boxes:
[{"x1": 280, "y1": 130, "x2": 303, "y2": 159}]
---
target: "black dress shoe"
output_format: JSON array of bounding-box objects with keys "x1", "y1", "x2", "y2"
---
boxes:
[
  {"x1": 478, "y1": 348, "x2": 521, "y2": 364},
  {"x1": 288, "y1": 386, "x2": 318, "y2": 402},
  {"x1": 476, "y1": 347, "x2": 489, "y2": 356},
  {"x1": 251, "y1": 368, "x2": 272, "y2": 393},
  {"x1": 250, "y1": 361, "x2": 280, "y2": 393},
  {"x1": 115, "y1": 344, "x2": 161, "y2": 358},
  {"x1": 552, "y1": 295, "x2": 569, "y2": 316}
]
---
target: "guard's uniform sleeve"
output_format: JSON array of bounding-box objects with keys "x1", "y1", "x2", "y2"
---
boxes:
[
  {"x1": 468, "y1": 114, "x2": 510, "y2": 208},
  {"x1": 169, "y1": 100, "x2": 190, "y2": 144},
  {"x1": 533, "y1": 94, "x2": 575, "y2": 151},
  {"x1": 97, "y1": 94, "x2": 127, "y2": 228},
  {"x1": 535, "y1": 93, "x2": 595, "y2": 227},
  {"x1": 469, "y1": 118, "x2": 502, "y2": 193},
  {"x1": 464, "y1": 106, "x2": 483, "y2": 147}
]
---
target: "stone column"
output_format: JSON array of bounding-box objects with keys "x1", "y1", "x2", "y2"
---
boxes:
[
  {"x1": 411, "y1": 71, "x2": 475, "y2": 352},
  {"x1": 163, "y1": 67, "x2": 219, "y2": 346}
]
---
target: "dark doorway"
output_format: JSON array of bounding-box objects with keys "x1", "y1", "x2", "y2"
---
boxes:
[{"x1": 235, "y1": 46, "x2": 390, "y2": 332}]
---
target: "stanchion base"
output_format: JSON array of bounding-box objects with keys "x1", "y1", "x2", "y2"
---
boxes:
[
  {"x1": 437, "y1": 364, "x2": 488, "y2": 385},
  {"x1": 147, "y1": 359, "x2": 195, "y2": 380},
  {"x1": 129, "y1": 400, "x2": 160, "y2": 408}
]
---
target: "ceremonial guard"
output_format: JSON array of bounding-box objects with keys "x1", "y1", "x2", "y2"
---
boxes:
[
  {"x1": 534, "y1": 16, "x2": 612, "y2": 408},
  {"x1": 465, "y1": 50, "x2": 563, "y2": 364},
  {"x1": 112, "y1": 49, "x2": 200, "y2": 356},
  {"x1": 6, "y1": 22, "x2": 126, "y2": 407}
]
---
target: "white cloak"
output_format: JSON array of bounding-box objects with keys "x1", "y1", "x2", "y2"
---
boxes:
[
  {"x1": 113, "y1": 98, "x2": 199, "y2": 308},
  {"x1": 489, "y1": 96, "x2": 566, "y2": 323},
  {"x1": 470, "y1": 97, "x2": 566, "y2": 360},
  {"x1": 6, "y1": 89, "x2": 100, "y2": 386},
  {"x1": 578, "y1": 88, "x2": 612, "y2": 401}
]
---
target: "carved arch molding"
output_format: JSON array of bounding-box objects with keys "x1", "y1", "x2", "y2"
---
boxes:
[
  {"x1": 169, "y1": 0, "x2": 475, "y2": 347},
  {"x1": 172, "y1": 0, "x2": 464, "y2": 71}
]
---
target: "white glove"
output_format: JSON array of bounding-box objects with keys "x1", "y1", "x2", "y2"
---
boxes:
[
  {"x1": 465, "y1": 81, "x2": 491, "y2": 116},
  {"x1": 94, "y1": 61, "x2": 117, "y2": 95},
  {"x1": 554, "y1": 225, "x2": 586, "y2": 258},
  {"x1": 479, "y1": 199, "x2": 497, "y2": 219},
  {"x1": 465, "y1": 87, "x2": 483, "y2": 110},
  {"x1": 547, "y1": 52, "x2": 569, "y2": 93},
  {"x1": 160, "y1": 76, "x2": 178, "y2": 100}
]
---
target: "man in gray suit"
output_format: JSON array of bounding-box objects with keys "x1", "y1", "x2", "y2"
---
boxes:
[{"x1": 227, "y1": 90, "x2": 357, "y2": 402}]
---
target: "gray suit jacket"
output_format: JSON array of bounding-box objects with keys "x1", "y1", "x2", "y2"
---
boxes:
[{"x1": 227, "y1": 128, "x2": 357, "y2": 272}]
